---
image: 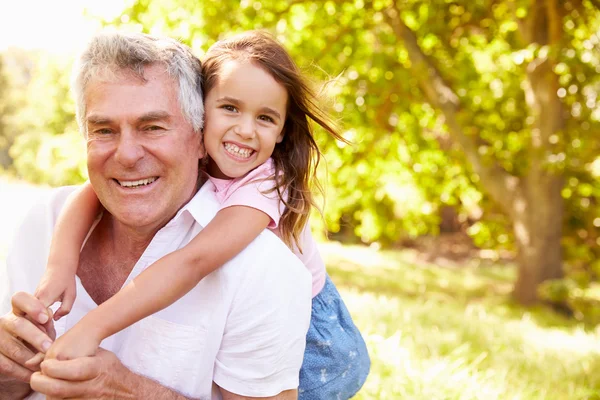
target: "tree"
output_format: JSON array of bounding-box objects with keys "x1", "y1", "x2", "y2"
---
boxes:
[
  {"x1": 384, "y1": 1, "x2": 600, "y2": 304},
  {"x1": 4, "y1": 51, "x2": 86, "y2": 185},
  {"x1": 101, "y1": 0, "x2": 600, "y2": 305},
  {"x1": 0, "y1": 55, "x2": 14, "y2": 168}
]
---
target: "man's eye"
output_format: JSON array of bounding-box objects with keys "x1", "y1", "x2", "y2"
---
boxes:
[
  {"x1": 94, "y1": 128, "x2": 113, "y2": 135},
  {"x1": 144, "y1": 125, "x2": 164, "y2": 131}
]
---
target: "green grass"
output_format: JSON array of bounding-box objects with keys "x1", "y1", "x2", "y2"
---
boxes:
[{"x1": 322, "y1": 242, "x2": 600, "y2": 400}]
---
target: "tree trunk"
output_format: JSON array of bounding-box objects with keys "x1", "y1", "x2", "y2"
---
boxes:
[
  {"x1": 511, "y1": 176, "x2": 564, "y2": 304},
  {"x1": 512, "y1": 0, "x2": 566, "y2": 303}
]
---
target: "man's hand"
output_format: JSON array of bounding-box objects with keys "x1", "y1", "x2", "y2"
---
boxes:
[
  {"x1": 219, "y1": 387, "x2": 298, "y2": 400},
  {"x1": 0, "y1": 291, "x2": 56, "y2": 399},
  {"x1": 31, "y1": 349, "x2": 135, "y2": 399},
  {"x1": 32, "y1": 349, "x2": 194, "y2": 399},
  {"x1": 0, "y1": 292, "x2": 55, "y2": 382}
]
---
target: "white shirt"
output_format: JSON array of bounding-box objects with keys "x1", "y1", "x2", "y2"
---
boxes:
[{"x1": 2, "y1": 182, "x2": 312, "y2": 399}]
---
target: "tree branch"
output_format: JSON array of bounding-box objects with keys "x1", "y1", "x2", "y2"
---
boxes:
[{"x1": 383, "y1": 5, "x2": 522, "y2": 214}]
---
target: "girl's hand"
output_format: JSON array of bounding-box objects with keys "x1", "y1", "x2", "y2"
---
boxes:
[
  {"x1": 34, "y1": 267, "x2": 77, "y2": 321},
  {"x1": 42, "y1": 323, "x2": 101, "y2": 362}
]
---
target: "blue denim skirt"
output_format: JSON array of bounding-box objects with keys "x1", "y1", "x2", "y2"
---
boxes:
[{"x1": 298, "y1": 275, "x2": 370, "y2": 399}]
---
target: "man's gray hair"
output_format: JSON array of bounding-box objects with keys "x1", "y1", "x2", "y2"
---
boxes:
[{"x1": 72, "y1": 31, "x2": 204, "y2": 135}]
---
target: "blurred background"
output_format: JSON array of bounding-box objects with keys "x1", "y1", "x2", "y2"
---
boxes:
[{"x1": 1, "y1": 0, "x2": 600, "y2": 398}]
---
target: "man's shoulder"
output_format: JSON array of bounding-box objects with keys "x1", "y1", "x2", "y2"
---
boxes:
[
  {"x1": 3, "y1": 185, "x2": 81, "y2": 314},
  {"x1": 184, "y1": 182, "x2": 311, "y2": 292},
  {"x1": 220, "y1": 230, "x2": 311, "y2": 291}
]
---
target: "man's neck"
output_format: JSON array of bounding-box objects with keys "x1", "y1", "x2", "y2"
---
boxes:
[
  {"x1": 77, "y1": 214, "x2": 159, "y2": 305},
  {"x1": 102, "y1": 214, "x2": 160, "y2": 258}
]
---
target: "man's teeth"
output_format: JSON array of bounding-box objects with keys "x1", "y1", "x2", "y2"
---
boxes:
[
  {"x1": 118, "y1": 177, "x2": 157, "y2": 188},
  {"x1": 224, "y1": 143, "x2": 253, "y2": 158}
]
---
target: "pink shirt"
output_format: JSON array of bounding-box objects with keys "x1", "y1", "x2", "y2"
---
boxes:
[{"x1": 208, "y1": 158, "x2": 326, "y2": 297}]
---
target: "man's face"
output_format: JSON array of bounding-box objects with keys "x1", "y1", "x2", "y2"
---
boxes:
[{"x1": 85, "y1": 64, "x2": 203, "y2": 232}]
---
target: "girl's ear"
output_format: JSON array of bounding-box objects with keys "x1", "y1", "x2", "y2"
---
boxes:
[
  {"x1": 276, "y1": 126, "x2": 285, "y2": 143},
  {"x1": 197, "y1": 131, "x2": 206, "y2": 159}
]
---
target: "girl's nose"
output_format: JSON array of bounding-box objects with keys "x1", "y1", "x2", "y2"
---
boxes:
[{"x1": 234, "y1": 116, "x2": 256, "y2": 139}]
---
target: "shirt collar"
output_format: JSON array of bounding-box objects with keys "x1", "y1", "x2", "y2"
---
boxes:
[{"x1": 169, "y1": 180, "x2": 219, "y2": 229}]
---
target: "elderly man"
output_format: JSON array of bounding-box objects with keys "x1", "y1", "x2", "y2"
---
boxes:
[{"x1": 0, "y1": 32, "x2": 311, "y2": 399}]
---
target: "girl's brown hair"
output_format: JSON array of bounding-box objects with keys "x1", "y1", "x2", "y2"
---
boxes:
[{"x1": 201, "y1": 31, "x2": 346, "y2": 250}]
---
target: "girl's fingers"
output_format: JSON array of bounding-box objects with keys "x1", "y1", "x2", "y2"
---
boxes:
[
  {"x1": 25, "y1": 352, "x2": 45, "y2": 369},
  {"x1": 41, "y1": 357, "x2": 100, "y2": 381}
]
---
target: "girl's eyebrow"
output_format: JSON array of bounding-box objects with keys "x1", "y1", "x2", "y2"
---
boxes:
[
  {"x1": 216, "y1": 96, "x2": 241, "y2": 105},
  {"x1": 258, "y1": 107, "x2": 282, "y2": 120}
]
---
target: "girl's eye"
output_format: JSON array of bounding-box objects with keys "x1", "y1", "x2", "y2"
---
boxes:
[
  {"x1": 258, "y1": 115, "x2": 275, "y2": 123},
  {"x1": 222, "y1": 105, "x2": 237, "y2": 112}
]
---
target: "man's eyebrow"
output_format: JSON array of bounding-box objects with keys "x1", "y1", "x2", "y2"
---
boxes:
[
  {"x1": 86, "y1": 115, "x2": 113, "y2": 125},
  {"x1": 137, "y1": 111, "x2": 172, "y2": 123},
  {"x1": 86, "y1": 112, "x2": 172, "y2": 125}
]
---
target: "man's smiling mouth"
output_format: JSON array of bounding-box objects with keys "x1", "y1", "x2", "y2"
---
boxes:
[{"x1": 116, "y1": 177, "x2": 158, "y2": 188}]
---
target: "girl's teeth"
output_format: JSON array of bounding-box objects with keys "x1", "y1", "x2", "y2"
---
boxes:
[{"x1": 224, "y1": 143, "x2": 253, "y2": 158}]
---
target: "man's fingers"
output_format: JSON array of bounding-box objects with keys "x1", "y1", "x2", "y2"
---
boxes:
[
  {"x1": 30, "y1": 371, "x2": 91, "y2": 399},
  {"x1": 11, "y1": 291, "x2": 50, "y2": 325},
  {"x1": 2, "y1": 313, "x2": 53, "y2": 354},
  {"x1": 0, "y1": 350, "x2": 35, "y2": 382},
  {"x1": 40, "y1": 357, "x2": 99, "y2": 381},
  {"x1": 40, "y1": 308, "x2": 57, "y2": 341},
  {"x1": 0, "y1": 327, "x2": 37, "y2": 366}
]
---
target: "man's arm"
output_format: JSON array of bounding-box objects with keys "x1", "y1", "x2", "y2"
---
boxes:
[
  {"x1": 213, "y1": 233, "x2": 312, "y2": 398},
  {"x1": 219, "y1": 387, "x2": 297, "y2": 400},
  {"x1": 31, "y1": 349, "x2": 200, "y2": 400}
]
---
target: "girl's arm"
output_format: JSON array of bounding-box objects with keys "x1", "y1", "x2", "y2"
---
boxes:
[
  {"x1": 44, "y1": 205, "x2": 271, "y2": 360},
  {"x1": 34, "y1": 182, "x2": 101, "y2": 319}
]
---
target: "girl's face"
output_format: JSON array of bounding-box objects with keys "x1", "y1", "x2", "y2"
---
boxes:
[{"x1": 203, "y1": 59, "x2": 287, "y2": 179}]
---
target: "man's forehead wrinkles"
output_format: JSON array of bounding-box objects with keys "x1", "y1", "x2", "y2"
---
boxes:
[{"x1": 86, "y1": 111, "x2": 173, "y2": 125}]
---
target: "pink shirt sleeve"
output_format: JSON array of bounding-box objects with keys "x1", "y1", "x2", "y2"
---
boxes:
[
  {"x1": 290, "y1": 223, "x2": 327, "y2": 297},
  {"x1": 207, "y1": 159, "x2": 286, "y2": 229},
  {"x1": 206, "y1": 159, "x2": 327, "y2": 298}
]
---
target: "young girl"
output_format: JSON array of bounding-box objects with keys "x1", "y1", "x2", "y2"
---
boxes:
[{"x1": 33, "y1": 31, "x2": 369, "y2": 398}]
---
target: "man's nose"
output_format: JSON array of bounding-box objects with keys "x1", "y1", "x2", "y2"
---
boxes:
[
  {"x1": 234, "y1": 116, "x2": 256, "y2": 140},
  {"x1": 114, "y1": 130, "x2": 145, "y2": 167}
]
